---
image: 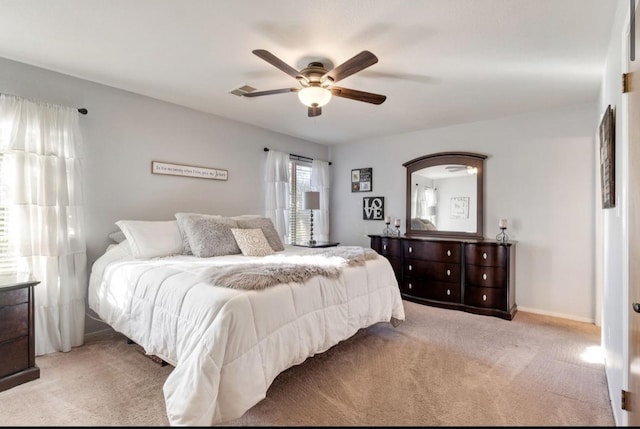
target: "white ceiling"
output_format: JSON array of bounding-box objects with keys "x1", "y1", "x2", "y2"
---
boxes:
[{"x1": 0, "y1": 0, "x2": 618, "y2": 145}]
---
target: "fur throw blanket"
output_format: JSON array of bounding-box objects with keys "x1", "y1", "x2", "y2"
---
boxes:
[{"x1": 202, "y1": 246, "x2": 379, "y2": 290}]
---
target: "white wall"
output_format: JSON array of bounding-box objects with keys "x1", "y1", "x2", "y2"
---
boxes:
[
  {"x1": 0, "y1": 56, "x2": 328, "y2": 334},
  {"x1": 330, "y1": 103, "x2": 597, "y2": 322},
  {"x1": 597, "y1": 0, "x2": 630, "y2": 425}
]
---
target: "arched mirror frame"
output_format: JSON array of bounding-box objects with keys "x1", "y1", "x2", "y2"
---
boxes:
[{"x1": 404, "y1": 152, "x2": 487, "y2": 239}]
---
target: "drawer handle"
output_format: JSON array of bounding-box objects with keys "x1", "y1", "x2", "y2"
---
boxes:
[
  {"x1": 408, "y1": 265, "x2": 413, "y2": 271},
  {"x1": 446, "y1": 269, "x2": 451, "y2": 276},
  {"x1": 409, "y1": 247, "x2": 413, "y2": 253},
  {"x1": 483, "y1": 273, "x2": 487, "y2": 280},
  {"x1": 446, "y1": 289, "x2": 451, "y2": 296},
  {"x1": 483, "y1": 252, "x2": 487, "y2": 259},
  {"x1": 482, "y1": 294, "x2": 487, "y2": 301},
  {"x1": 447, "y1": 249, "x2": 451, "y2": 256},
  {"x1": 383, "y1": 244, "x2": 387, "y2": 251},
  {"x1": 408, "y1": 283, "x2": 413, "y2": 290}
]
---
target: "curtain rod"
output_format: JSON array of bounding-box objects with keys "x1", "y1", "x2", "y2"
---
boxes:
[
  {"x1": 263, "y1": 147, "x2": 331, "y2": 165},
  {"x1": 1, "y1": 91, "x2": 87, "y2": 115}
]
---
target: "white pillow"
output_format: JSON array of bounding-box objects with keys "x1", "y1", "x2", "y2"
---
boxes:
[
  {"x1": 115, "y1": 220, "x2": 183, "y2": 259},
  {"x1": 231, "y1": 228, "x2": 274, "y2": 257}
]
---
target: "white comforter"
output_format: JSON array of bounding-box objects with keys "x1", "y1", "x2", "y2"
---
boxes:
[{"x1": 88, "y1": 242, "x2": 405, "y2": 426}]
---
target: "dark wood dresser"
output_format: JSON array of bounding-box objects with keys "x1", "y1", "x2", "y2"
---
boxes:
[
  {"x1": 0, "y1": 274, "x2": 40, "y2": 392},
  {"x1": 370, "y1": 235, "x2": 516, "y2": 320}
]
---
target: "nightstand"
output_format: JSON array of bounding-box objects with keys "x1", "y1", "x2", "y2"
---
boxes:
[
  {"x1": 292, "y1": 241, "x2": 340, "y2": 248},
  {"x1": 0, "y1": 273, "x2": 40, "y2": 392}
]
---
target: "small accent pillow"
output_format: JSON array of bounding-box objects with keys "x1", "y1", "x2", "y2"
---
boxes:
[
  {"x1": 235, "y1": 217, "x2": 285, "y2": 251},
  {"x1": 115, "y1": 220, "x2": 183, "y2": 259},
  {"x1": 231, "y1": 228, "x2": 274, "y2": 257},
  {"x1": 181, "y1": 215, "x2": 241, "y2": 257},
  {"x1": 175, "y1": 212, "x2": 236, "y2": 255}
]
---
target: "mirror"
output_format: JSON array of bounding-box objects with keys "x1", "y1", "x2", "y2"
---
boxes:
[{"x1": 404, "y1": 152, "x2": 486, "y2": 239}]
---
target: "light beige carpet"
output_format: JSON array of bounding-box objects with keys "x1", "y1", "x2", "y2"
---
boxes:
[{"x1": 0, "y1": 301, "x2": 614, "y2": 426}]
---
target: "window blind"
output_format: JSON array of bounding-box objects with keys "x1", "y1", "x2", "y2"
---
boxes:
[{"x1": 289, "y1": 159, "x2": 312, "y2": 244}]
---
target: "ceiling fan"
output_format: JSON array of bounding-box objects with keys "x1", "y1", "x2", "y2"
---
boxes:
[
  {"x1": 446, "y1": 165, "x2": 478, "y2": 175},
  {"x1": 241, "y1": 49, "x2": 387, "y2": 117}
]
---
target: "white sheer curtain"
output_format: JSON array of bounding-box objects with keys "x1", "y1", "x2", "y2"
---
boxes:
[
  {"x1": 311, "y1": 159, "x2": 330, "y2": 242},
  {"x1": 264, "y1": 150, "x2": 290, "y2": 243},
  {"x1": 0, "y1": 94, "x2": 86, "y2": 355}
]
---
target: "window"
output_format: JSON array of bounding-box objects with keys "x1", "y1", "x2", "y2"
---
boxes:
[{"x1": 289, "y1": 158, "x2": 312, "y2": 244}]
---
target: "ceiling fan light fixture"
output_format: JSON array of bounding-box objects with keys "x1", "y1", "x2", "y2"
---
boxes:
[{"x1": 298, "y1": 86, "x2": 332, "y2": 107}]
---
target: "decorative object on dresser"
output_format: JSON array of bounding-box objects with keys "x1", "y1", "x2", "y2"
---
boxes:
[
  {"x1": 496, "y1": 218, "x2": 509, "y2": 244},
  {"x1": 0, "y1": 274, "x2": 40, "y2": 392},
  {"x1": 302, "y1": 191, "x2": 320, "y2": 245},
  {"x1": 370, "y1": 235, "x2": 516, "y2": 320},
  {"x1": 382, "y1": 215, "x2": 393, "y2": 236}
]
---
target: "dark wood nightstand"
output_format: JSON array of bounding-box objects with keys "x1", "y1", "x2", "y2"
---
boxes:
[
  {"x1": 292, "y1": 241, "x2": 340, "y2": 248},
  {"x1": 0, "y1": 274, "x2": 40, "y2": 392}
]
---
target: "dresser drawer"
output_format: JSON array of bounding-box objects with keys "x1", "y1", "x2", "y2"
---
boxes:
[
  {"x1": 371, "y1": 236, "x2": 402, "y2": 258},
  {"x1": 403, "y1": 240, "x2": 461, "y2": 263},
  {"x1": 464, "y1": 285, "x2": 506, "y2": 309},
  {"x1": 465, "y1": 244, "x2": 507, "y2": 267},
  {"x1": 0, "y1": 288, "x2": 28, "y2": 307},
  {"x1": 465, "y1": 264, "x2": 506, "y2": 288},
  {"x1": 405, "y1": 259, "x2": 460, "y2": 283},
  {"x1": 403, "y1": 278, "x2": 461, "y2": 303},
  {"x1": 0, "y1": 303, "x2": 29, "y2": 343},
  {"x1": 0, "y1": 336, "x2": 29, "y2": 378}
]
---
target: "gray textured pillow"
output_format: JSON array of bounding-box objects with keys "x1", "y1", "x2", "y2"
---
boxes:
[
  {"x1": 236, "y1": 217, "x2": 284, "y2": 251},
  {"x1": 181, "y1": 216, "x2": 241, "y2": 257},
  {"x1": 175, "y1": 212, "x2": 231, "y2": 255}
]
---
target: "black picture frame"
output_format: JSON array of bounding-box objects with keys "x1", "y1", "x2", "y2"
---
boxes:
[
  {"x1": 351, "y1": 168, "x2": 372, "y2": 192},
  {"x1": 363, "y1": 196, "x2": 384, "y2": 220},
  {"x1": 599, "y1": 105, "x2": 615, "y2": 209}
]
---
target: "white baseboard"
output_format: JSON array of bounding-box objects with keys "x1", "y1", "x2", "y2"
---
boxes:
[{"x1": 517, "y1": 306, "x2": 596, "y2": 324}]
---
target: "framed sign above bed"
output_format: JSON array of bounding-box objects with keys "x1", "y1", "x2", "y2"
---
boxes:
[{"x1": 151, "y1": 161, "x2": 228, "y2": 181}]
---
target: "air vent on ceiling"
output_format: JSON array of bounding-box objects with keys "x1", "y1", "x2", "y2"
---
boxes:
[{"x1": 229, "y1": 85, "x2": 256, "y2": 96}]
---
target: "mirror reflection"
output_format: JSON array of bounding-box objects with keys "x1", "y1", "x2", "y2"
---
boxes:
[
  {"x1": 404, "y1": 152, "x2": 486, "y2": 239},
  {"x1": 410, "y1": 164, "x2": 478, "y2": 233}
]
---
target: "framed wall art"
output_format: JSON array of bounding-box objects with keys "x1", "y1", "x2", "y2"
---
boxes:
[
  {"x1": 450, "y1": 197, "x2": 469, "y2": 219},
  {"x1": 599, "y1": 104, "x2": 615, "y2": 209},
  {"x1": 351, "y1": 167, "x2": 372, "y2": 192},
  {"x1": 151, "y1": 161, "x2": 228, "y2": 181},
  {"x1": 363, "y1": 196, "x2": 384, "y2": 220}
]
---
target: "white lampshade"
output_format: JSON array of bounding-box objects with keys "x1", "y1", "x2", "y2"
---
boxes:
[
  {"x1": 302, "y1": 191, "x2": 320, "y2": 210},
  {"x1": 298, "y1": 86, "x2": 332, "y2": 107}
]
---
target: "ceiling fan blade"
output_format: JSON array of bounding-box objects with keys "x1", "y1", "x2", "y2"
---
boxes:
[
  {"x1": 308, "y1": 106, "x2": 322, "y2": 117},
  {"x1": 324, "y1": 51, "x2": 378, "y2": 84},
  {"x1": 252, "y1": 49, "x2": 303, "y2": 81},
  {"x1": 242, "y1": 88, "x2": 298, "y2": 97},
  {"x1": 331, "y1": 86, "x2": 386, "y2": 105}
]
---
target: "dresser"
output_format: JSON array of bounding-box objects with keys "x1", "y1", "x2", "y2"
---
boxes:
[
  {"x1": 369, "y1": 235, "x2": 516, "y2": 320},
  {"x1": 0, "y1": 275, "x2": 40, "y2": 392}
]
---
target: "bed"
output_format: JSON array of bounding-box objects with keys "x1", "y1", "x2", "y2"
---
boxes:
[{"x1": 88, "y1": 216, "x2": 405, "y2": 426}]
